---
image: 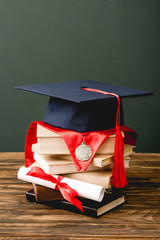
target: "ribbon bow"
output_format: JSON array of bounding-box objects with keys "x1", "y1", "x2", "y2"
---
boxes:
[{"x1": 27, "y1": 166, "x2": 83, "y2": 212}]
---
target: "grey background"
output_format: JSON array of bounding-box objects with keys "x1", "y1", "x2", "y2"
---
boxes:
[{"x1": 0, "y1": 0, "x2": 159, "y2": 152}]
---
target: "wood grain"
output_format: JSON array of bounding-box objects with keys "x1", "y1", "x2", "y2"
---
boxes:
[{"x1": 0, "y1": 153, "x2": 160, "y2": 239}]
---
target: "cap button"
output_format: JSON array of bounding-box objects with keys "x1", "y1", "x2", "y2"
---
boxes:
[{"x1": 81, "y1": 86, "x2": 87, "y2": 89}]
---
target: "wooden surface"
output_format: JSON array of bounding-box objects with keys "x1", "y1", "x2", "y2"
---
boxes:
[{"x1": 0, "y1": 153, "x2": 160, "y2": 239}]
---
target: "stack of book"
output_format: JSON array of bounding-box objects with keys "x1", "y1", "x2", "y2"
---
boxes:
[
  {"x1": 20, "y1": 123, "x2": 135, "y2": 217},
  {"x1": 16, "y1": 80, "x2": 152, "y2": 217}
]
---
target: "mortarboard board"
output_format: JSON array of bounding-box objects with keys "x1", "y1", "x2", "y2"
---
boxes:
[{"x1": 16, "y1": 80, "x2": 152, "y2": 133}]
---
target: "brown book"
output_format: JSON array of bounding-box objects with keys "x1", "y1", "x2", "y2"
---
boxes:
[{"x1": 32, "y1": 183, "x2": 64, "y2": 201}]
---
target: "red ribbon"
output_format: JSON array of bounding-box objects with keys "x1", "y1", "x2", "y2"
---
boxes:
[
  {"x1": 25, "y1": 121, "x2": 137, "y2": 188},
  {"x1": 25, "y1": 121, "x2": 136, "y2": 167},
  {"x1": 27, "y1": 166, "x2": 83, "y2": 212}
]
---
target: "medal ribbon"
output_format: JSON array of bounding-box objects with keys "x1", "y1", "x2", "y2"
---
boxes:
[{"x1": 27, "y1": 166, "x2": 83, "y2": 212}]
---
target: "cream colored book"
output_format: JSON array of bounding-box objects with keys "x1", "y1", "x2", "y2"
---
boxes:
[
  {"x1": 32, "y1": 142, "x2": 134, "y2": 168},
  {"x1": 60, "y1": 154, "x2": 112, "y2": 168},
  {"x1": 63, "y1": 170, "x2": 112, "y2": 189},
  {"x1": 92, "y1": 154, "x2": 131, "y2": 168},
  {"x1": 58, "y1": 155, "x2": 131, "y2": 169},
  {"x1": 37, "y1": 124, "x2": 123, "y2": 139},
  {"x1": 37, "y1": 137, "x2": 69, "y2": 154},
  {"x1": 35, "y1": 123, "x2": 125, "y2": 155},
  {"x1": 123, "y1": 157, "x2": 131, "y2": 168},
  {"x1": 94, "y1": 144, "x2": 134, "y2": 167},
  {"x1": 123, "y1": 145, "x2": 135, "y2": 157},
  {"x1": 107, "y1": 156, "x2": 131, "y2": 170},
  {"x1": 32, "y1": 133, "x2": 124, "y2": 155},
  {"x1": 37, "y1": 124, "x2": 60, "y2": 138},
  {"x1": 59, "y1": 144, "x2": 134, "y2": 168},
  {"x1": 32, "y1": 141, "x2": 68, "y2": 155},
  {"x1": 35, "y1": 137, "x2": 117, "y2": 154},
  {"x1": 34, "y1": 152, "x2": 108, "y2": 175}
]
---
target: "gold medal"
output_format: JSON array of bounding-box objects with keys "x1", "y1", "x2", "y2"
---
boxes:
[{"x1": 75, "y1": 135, "x2": 92, "y2": 161}]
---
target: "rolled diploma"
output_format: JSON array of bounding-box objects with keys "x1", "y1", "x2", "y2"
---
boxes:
[{"x1": 18, "y1": 167, "x2": 105, "y2": 202}]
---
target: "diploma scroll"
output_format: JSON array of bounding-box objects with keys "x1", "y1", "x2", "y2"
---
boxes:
[{"x1": 18, "y1": 167, "x2": 105, "y2": 202}]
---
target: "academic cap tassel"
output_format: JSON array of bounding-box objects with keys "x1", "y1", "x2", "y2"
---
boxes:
[
  {"x1": 112, "y1": 125, "x2": 128, "y2": 188},
  {"x1": 82, "y1": 87, "x2": 128, "y2": 188}
]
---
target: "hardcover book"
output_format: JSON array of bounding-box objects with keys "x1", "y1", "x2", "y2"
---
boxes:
[
  {"x1": 26, "y1": 189, "x2": 125, "y2": 218},
  {"x1": 57, "y1": 144, "x2": 134, "y2": 168},
  {"x1": 32, "y1": 183, "x2": 64, "y2": 201},
  {"x1": 33, "y1": 152, "x2": 113, "y2": 174}
]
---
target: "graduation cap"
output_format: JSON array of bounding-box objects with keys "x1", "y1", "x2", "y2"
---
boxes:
[
  {"x1": 16, "y1": 80, "x2": 152, "y2": 189},
  {"x1": 16, "y1": 80, "x2": 152, "y2": 133}
]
